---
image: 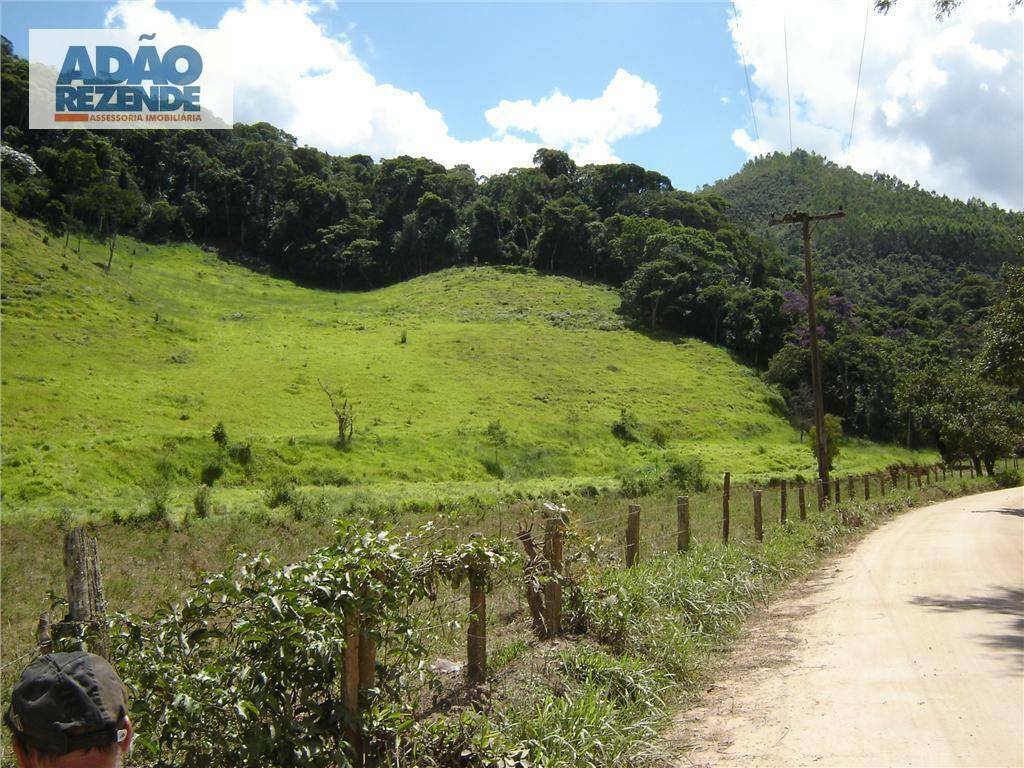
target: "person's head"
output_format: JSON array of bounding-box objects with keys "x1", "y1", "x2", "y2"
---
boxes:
[{"x1": 4, "y1": 652, "x2": 132, "y2": 768}]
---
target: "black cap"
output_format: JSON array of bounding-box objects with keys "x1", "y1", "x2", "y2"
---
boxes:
[{"x1": 3, "y1": 652, "x2": 129, "y2": 755}]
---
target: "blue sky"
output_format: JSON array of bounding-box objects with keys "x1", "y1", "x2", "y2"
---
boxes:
[
  {"x1": 3, "y1": 1, "x2": 1021, "y2": 208},
  {"x1": 1, "y1": 1, "x2": 752, "y2": 191}
]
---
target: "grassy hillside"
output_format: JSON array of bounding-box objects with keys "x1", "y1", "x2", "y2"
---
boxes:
[{"x1": 1, "y1": 209, "x2": 932, "y2": 518}]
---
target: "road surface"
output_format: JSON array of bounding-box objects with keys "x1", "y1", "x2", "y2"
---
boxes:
[{"x1": 670, "y1": 486, "x2": 1024, "y2": 768}]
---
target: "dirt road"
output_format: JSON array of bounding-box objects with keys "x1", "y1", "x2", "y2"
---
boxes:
[{"x1": 670, "y1": 486, "x2": 1024, "y2": 768}]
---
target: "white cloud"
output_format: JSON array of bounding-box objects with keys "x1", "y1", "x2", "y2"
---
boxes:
[
  {"x1": 104, "y1": 0, "x2": 661, "y2": 175},
  {"x1": 728, "y1": 0, "x2": 1023, "y2": 209},
  {"x1": 720, "y1": 95, "x2": 731, "y2": 105},
  {"x1": 484, "y1": 68, "x2": 661, "y2": 164}
]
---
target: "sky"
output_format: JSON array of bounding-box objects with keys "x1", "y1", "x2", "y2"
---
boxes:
[{"x1": 2, "y1": 0, "x2": 1022, "y2": 209}]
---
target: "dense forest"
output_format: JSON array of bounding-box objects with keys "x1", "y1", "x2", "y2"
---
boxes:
[{"x1": 2, "y1": 36, "x2": 1021, "y2": 469}]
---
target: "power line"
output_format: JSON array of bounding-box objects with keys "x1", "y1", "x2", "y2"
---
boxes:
[
  {"x1": 784, "y1": 17, "x2": 793, "y2": 153},
  {"x1": 731, "y1": 0, "x2": 760, "y2": 142},
  {"x1": 847, "y1": 2, "x2": 871, "y2": 151}
]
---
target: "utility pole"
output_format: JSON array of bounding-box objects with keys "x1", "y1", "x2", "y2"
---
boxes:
[{"x1": 769, "y1": 209, "x2": 845, "y2": 504}]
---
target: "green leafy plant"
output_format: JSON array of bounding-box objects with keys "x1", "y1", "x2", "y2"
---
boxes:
[{"x1": 192, "y1": 484, "x2": 211, "y2": 519}]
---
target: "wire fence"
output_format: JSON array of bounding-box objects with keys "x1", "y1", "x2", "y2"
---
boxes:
[{"x1": 4, "y1": 458, "x2": 1012, "y2": 756}]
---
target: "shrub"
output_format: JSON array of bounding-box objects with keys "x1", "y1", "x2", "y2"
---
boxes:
[
  {"x1": 263, "y1": 476, "x2": 295, "y2": 509},
  {"x1": 141, "y1": 458, "x2": 174, "y2": 522},
  {"x1": 618, "y1": 465, "x2": 660, "y2": 498},
  {"x1": 193, "y1": 484, "x2": 211, "y2": 519},
  {"x1": 211, "y1": 421, "x2": 229, "y2": 449},
  {"x1": 228, "y1": 441, "x2": 253, "y2": 466},
  {"x1": 200, "y1": 461, "x2": 224, "y2": 486},
  {"x1": 480, "y1": 456, "x2": 505, "y2": 479},
  {"x1": 649, "y1": 424, "x2": 669, "y2": 448},
  {"x1": 664, "y1": 455, "x2": 706, "y2": 491},
  {"x1": 993, "y1": 469, "x2": 1021, "y2": 489},
  {"x1": 99, "y1": 525, "x2": 431, "y2": 767},
  {"x1": 809, "y1": 414, "x2": 843, "y2": 470},
  {"x1": 611, "y1": 408, "x2": 642, "y2": 443}
]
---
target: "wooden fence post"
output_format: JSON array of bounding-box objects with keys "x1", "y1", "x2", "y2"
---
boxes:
[
  {"x1": 753, "y1": 491, "x2": 763, "y2": 542},
  {"x1": 358, "y1": 629, "x2": 377, "y2": 702},
  {"x1": 917, "y1": 468, "x2": 923, "y2": 488},
  {"x1": 959, "y1": 463, "x2": 964, "y2": 479},
  {"x1": 37, "y1": 613, "x2": 52, "y2": 654},
  {"x1": 906, "y1": 471, "x2": 911, "y2": 490},
  {"x1": 816, "y1": 479, "x2": 824, "y2": 510},
  {"x1": 543, "y1": 515, "x2": 564, "y2": 636},
  {"x1": 625, "y1": 504, "x2": 641, "y2": 567},
  {"x1": 780, "y1": 480, "x2": 788, "y2": 524},
  {"x1": 343, "y1": 611, "x2": 362, "y2": 760},
  {"x1": 879, "y1": 474, "x2": 886, "y2": 496},
  {"x1": 847, "y1": 476, "x2": 855, "y2": 500},
  {"x1": 676, "y1": 496, "x2": 690, "y2": 553},
  {"x1": 863, "y1": 475, "x2": 870, "y2": 501},
  {"x1": 722, "y1": 473, "x2": 731, "y2": 544},
  {"x1": 515, "y1": 523, "x2": 546, "y2": 637},
  {"x1": 467, "y1": 573, "x2": 487, "y2": 687},
  {"x1": 59, "y1": 526, "x2": 109, "y2": 660},
  {"x1": 834, "y1": 478, "x2": 841, "y2": 505},
  {"x1": 798, "y1": 484, "x2": 806, "y2": 520}
]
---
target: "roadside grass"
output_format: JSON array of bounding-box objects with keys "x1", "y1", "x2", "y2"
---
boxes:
[
  {"x1": 484, "y1": 476, "x2": 999, "y2": 767},
  {"x1": 1, "y1": 474, "x2": 997, "y2": 767}
]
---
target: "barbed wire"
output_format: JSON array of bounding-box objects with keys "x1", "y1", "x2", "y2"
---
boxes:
[{"x1": 1, "y1": 648, "x2": 37, "y2": 672}]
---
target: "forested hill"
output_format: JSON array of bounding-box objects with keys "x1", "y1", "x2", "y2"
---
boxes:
[
  {"x1": 1, "y1": 37, "x2": 1021, "y2": 462},
  {"x1": 708, "y1": 150, "x2": 1024, "y2": 335}
]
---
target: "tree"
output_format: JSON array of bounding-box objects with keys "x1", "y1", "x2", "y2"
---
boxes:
[
  {"x1": 978, "y1": 265, "x2": 1024, "y2": 390},
  {"x1": 318, "y1": 379, "x2": 355, "y2": 447},
  {"x1": 74, "y1": 181, "x2": 143, "y2": 271},
  {"x1": 898, "y1": 363, "x2": 1023, "y2": 473},
  {"x1": 484, "y1": 419, "x2": 510, "y2": 464},
  {"x1": 790, "y1": 381, "x2": 816, "y2": 442},
  {"x1": 809, "y1": 414, "x2": 843, "y2": 471},
  {"x1": 533, "y1": 148, "x2": 576, "y2": 180},
  {"x1": 875, "y1": 0, "x2": 1021, "y2": 18}
]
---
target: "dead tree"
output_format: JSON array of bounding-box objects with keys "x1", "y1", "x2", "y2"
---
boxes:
[{"x1": 318, "y1": 379, "x2": 354, "y2": 447}]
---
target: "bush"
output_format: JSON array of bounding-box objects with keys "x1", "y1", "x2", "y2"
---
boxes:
[
  {"x1": 614, "y1": 462, "x2": 655, "y2": 499},
  {"x1": 141, "y1": 459, "x2": 174, "y2": 522},
  {"x1": 480, "y1": 456, "x2": 505, "y2": 479},
  {"x1": 211, "y1": 421, "x2": 229, "y2": 449},
  {"x1": 809, "y1": 414, "x2": 843, "y2": 470},
  {"x1": 228, "y1": 441, "x2": 253, "y2": 466},
  {"x1": 99, "y1": 525, "x2": 431, "y2": 767},
  {"x1": 611, "y1": 408, "x2": 642, "y2": 443},
  {"x1": 664, "y1": 455, "x2": 706, "y2": 491},
  {"x1": 649, "y1": 424, "x2": 669, "y2": 447},
  {"x1": 200, "y1": 461, "x2": 223, "y2": 486},
  {"x1": 993, "y1": 469, "x2": 1021, "y2": 489},
  {"x1": 193, "y1": 484, "x2": 211, "y2": 519},
  {"x1": 263, "y1": 476, "x2": 295, "y2": 509},
  {"x1": 618, "y1": 455, "x2": 706, "y2": 497}
]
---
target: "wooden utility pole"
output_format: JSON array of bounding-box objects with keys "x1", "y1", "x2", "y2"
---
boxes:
[{"x1": 769, "y1": 209, "x2": 845, "y2": 502}]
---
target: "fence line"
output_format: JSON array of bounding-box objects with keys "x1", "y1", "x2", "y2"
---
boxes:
[{"x1": 18, "y1": 459, "x2": 1003, "y2": 763}]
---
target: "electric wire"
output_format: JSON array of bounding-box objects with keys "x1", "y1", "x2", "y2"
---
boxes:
[
  {"x1": 731, "y1": 0, "x2": 760, "y2": 142},
  {"x1": 784, "y1": 16, "x2": 793, "y2": 153},
  {"x1": 847, "y1": 2, "x2": 871, "y2": 151}
]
